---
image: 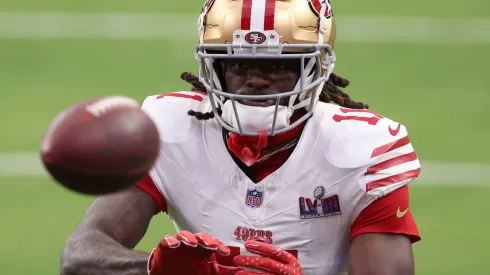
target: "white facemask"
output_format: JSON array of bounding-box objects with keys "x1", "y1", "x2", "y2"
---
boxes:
[{"x1": 221, "y1": 100, "x2": 294, "y2": 134}]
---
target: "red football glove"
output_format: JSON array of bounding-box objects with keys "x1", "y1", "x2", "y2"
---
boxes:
[
  {"x1": 148, "y1": 230, "x2": 245, "y2": 275},
  {"x1": 233, "y1": 238, "x2": 303, "y2": 275}
]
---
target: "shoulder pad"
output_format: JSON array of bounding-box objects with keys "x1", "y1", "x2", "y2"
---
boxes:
[
  {"x1": 319, "y1": 104, "x2": 421, "y2": 196},
  {"x1": 141, "y1": 91, "x2": 210, "y2": 143}
]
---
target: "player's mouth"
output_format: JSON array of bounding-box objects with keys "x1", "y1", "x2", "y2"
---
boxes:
[{"x1": 240, "y1": 99, "x2": 275, "y2": 107}]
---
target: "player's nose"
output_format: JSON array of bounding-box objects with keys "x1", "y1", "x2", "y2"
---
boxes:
[{"x1": 245, "y1": 75, "x2": 270, "y2": 90}]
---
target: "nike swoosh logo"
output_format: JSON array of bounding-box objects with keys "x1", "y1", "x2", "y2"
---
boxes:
[
  {"x1": 396, "y1": 207, "x2": 409, "y2": 218},
  {"x1": 389, "y1": 123, "x2": 401, "y2": 136}
]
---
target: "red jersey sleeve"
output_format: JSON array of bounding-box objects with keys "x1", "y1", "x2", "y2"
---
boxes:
[
  {"x1": 350, "y1": 186, "x2": 420, "y2": 243},
  {"x1": 136, "y1": 174, "x2": 167, "y2": 214}
]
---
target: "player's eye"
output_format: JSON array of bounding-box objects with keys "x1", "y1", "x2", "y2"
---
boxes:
[
  {"x1": 232, "y1": 63, "x2": 247, "y2": 69},
  {"x1": 271, "y1": 64, "x2": 285, "y2": 69}
]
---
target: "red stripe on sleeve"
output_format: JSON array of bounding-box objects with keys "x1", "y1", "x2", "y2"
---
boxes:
[
  {"x1": 371, "y1": 136, "x2": 411, "y2": 158},
  {"x1": 366, "y1": 152, "x2": 418, "y2": 175},
  {"x1": 366, "y1": 168, "x2": 421, "y2": 192}
]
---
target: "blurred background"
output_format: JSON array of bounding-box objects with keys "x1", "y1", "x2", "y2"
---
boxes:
[{"x1": 0, "y1": 0, "x2": 489, "y2": 274}]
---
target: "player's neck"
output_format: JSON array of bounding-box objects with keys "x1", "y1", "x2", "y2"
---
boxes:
[{"x1": 224, "y1": 109, "x2": 306, "y2": 168}]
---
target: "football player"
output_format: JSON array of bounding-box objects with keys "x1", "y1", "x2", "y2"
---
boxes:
[{"x1": 60, "y1": 0, "x2": 421, "y2": 274}]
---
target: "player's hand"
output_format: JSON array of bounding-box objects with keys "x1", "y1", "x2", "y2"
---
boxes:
[
  {"x1": 233, "y1": 237, "x2": 303, "y2": 275},
  {"x1": 148, "y1": 230, "x2": 245, "y2": 275}
]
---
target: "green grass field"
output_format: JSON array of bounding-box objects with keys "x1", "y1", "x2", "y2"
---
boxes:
[{"x1": 0, "y1": 0, "x2": 489, "y2": 274}]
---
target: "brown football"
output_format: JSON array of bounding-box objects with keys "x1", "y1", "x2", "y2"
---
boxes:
[{"x1": 40, "y1": 96, "x2": 160, "y2": 195}]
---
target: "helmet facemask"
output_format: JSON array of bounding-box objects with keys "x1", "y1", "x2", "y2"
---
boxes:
[{"x1": 195, "y1": 0, "x2": 336, "y2": 136}]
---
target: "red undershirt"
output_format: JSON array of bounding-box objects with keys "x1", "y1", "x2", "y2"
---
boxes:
[{"x1": 137, "y1": 120, "x2": 421, "y2": 244}]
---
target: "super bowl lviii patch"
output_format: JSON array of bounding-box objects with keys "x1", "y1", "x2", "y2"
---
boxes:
[{"x1": 299, "y1": 186, "x2": 341, "y2": 219}]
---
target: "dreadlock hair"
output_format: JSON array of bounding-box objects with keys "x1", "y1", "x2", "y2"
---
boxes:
[
  {"x1": 181, "y1": 72, "x2": 219, "y2": 120},
  {"x1": 182, "y1": 71, "x2": 369, "y2": 121}
]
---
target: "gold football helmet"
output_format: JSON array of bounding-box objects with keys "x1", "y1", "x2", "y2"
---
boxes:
[{"x1": 195, "y1": 0, "x2": 337, "y2": 136}]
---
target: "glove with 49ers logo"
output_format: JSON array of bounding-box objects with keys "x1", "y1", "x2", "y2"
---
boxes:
[
  {"x1": 232, "y1": 237, "x2": 303, "y2": 275},
  {"x1": 148, "y1": 230, "x2": 245, "y2": 275}
]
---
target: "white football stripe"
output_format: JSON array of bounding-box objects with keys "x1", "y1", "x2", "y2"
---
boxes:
[
  {"x1": 370, "y1": 142, "x2": 415, "y2": 165},
  {"x1": 365, "y1": 159, "x2": 421, "y2": 183},
  {"x1": 367, "y1": 178, "x2": 415, "y2": 197},
  {"x1": 250, "y1": 0, "x2": 267, "y2": 30}
]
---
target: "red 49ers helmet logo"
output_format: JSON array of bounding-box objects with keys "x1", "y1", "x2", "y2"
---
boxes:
[
  {"x1": 244, "y1": 32, "x2": 266, "y2": 44},
  {"x1": 308, "y1": 0, "x2": 333, "y2": 18},
  {"x1": 201, "y1": 0, "x2": 215, "y2": 13}
]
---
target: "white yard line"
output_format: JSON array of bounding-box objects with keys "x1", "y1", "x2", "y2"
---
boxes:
[
  {"x1": 0, "y1": 12, "x2": 489, "y2": 44},
  {"x1": 0, "y1": 152, "x2": 47, "y2": 177},
  {"x1": 0, "y1": 152, "x2": 488, "y2": 186}
]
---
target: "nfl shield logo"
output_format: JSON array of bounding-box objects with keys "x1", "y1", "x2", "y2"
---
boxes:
[{"x1": 245, "y1": 189, "x2": 263, "y2": 208}]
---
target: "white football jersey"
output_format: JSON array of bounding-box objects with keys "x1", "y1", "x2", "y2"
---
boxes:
[{"x1": 141, "y1": 91, "x2": 421, "y2": 275}]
